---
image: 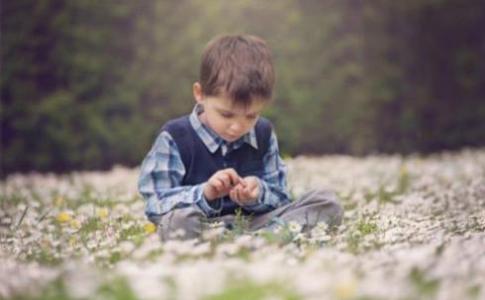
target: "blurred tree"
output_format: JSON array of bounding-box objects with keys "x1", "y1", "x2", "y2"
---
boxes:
[{"x1": 1, "y1": 0, "x2": 484, "y2": 175}]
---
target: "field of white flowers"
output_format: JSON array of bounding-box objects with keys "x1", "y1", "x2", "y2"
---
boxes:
[{"x1": 1, "y1": 149, "x2": 484, "y2": 300}]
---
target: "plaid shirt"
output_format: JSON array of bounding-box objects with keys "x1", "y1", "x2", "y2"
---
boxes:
[{"x1": 138, "y1": 105, "x2": 290, "y2": 219}]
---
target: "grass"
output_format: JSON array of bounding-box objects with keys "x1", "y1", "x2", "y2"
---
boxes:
[
  {"x1": 2, "y1": 149, "x2": 484, "y2": 300},
  {"x1": 346, "y1": 216, "x2": 380, "y2": 254},
  {"x1": 204, "y1": 281, "x2": 301, "y2": 300},
  {"x1": 408, "y1": 267, "x2": 440, "y2": 297},
  {"x1": 11, "y1": 277, "x2": 139, "y2": 300}
]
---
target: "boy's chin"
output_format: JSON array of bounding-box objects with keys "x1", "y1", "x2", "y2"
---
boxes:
[{"x1": 222, "y1": 134, "x2": 241, "y2": 142}]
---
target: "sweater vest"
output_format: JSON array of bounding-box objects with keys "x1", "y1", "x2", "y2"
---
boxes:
[{"x1": 162, "y1": 115, "x2": 272, "y2": 215}]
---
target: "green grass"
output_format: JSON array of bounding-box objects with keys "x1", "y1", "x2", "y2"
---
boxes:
[
  {"x1": 356, "y1": 219, "x2": 378, "y2": 235},
  {"x1": 0, "y1": 193, "x2": 27, "y2": 207},
  {"x1": 346, "y1": 216, "x2": 380, "y2": 254},
  {"x1": 204, "y1": 281, "x2": 301, "y2": 300},
  {"x1": 11, "y1": 276, "x2": 140, "y2": 300},
  {"x1": 11, "y1": 279, "x2": 71, "y2": 300},
  {"x1": 408, "y1": 267, "x2": 440, "y2": 297},
  {"x1": 362, "y1": 165, "x2": 412, "y2": 205},
  {"x1": 97, "y1": 277, "x2": 139, "y2": 300}
]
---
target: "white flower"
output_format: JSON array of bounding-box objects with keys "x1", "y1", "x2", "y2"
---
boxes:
[
  {"x1": 119, "y1": 241, "x2": 136, "y2": 254},
  {"x1": 202, "y1": 226, "x2": 225, "y2": 240},
  {"x1": 288, "y1": 221, "x2": 302, "y2": 234},
  {"x1": 215, "y1": 243, "x2": 240, "y2": 256}
]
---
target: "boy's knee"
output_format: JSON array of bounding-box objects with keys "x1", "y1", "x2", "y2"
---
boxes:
[
  {"x1": 158, "y1": 206, "x2": 205, "y2": 241},
  {"x1": 301, "y1": 188, "x2": 344, "y2": 226},
  {"x1": 326, "y1": 198, "x2": 343, "y2": 226}
]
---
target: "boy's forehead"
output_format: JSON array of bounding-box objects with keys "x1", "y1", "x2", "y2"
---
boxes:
[{"x1": 211, "y1": 96, "x2": 266, "y2": 113}]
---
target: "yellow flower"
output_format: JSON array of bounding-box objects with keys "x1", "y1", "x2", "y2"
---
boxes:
[
  {"x1": 69, "y1": 236, "x2": 77, "y2": 247},
  {"x1": 56, "y1": 211, "x2": 72, "y2": 223},
  {"x1": 70, "y1": 218, "x2": 81, "y2": 229},
  {"x1": 144, "y1": 223, "x2": 157, "y2": 234},
  {"x1": 54, "y1": 196, "x2": 65, "y2": 207},
  {"x1": 334, "y1": 279, "x2": 357, "y2": 300},
  {"x1": 96, "y1": 207, "x2": 109, "y2": 219}
]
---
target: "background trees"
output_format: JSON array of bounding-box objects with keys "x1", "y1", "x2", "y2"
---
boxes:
[{"x1": 2, "y1": 0, "x2": 484, "y2": 174}]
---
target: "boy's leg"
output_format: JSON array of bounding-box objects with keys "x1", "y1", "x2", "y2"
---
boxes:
[
  {"x1": 249, "y1": 189, "x2": 343, "y2": 231},
  {"x1": 155, "y1": 205, "x2": 238, "y2": 241},
  {"x1": 157, "y1": 205, "x2": 206, "y2": 241}
]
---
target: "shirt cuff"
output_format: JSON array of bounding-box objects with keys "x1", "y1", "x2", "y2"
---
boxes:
[{"x1": 196, "y1": 183, "x2": 223, "y2": 217}]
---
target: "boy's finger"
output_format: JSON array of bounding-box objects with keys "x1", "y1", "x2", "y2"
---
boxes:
[
  {"x1": 230, "y1": 189, "x2": 239, "y2": 203},
  {"x1": 220, "y1": 173, "x2": 231, "y2": 189},
  {"x1": 236, "y1": 187, "x2": 243, "y2": 203},
  {"x1": 242, "y1": 182, "x2": 253, "y2": 194},
  {"x1": 239, "y1": 178, "x2": 248, "y2": 188},
  {"x1": 231, "y1": 189, "x2": 242, "y2": 205},
  {"x1": 250, "y1": 181, "x2": 259, "y2": 192},
  {"x1": 213, "y1": 178, "x2": 224, "y2": 192},
  {"x1": 225, "y1": 169, "x2": 244, "y2": 186},
  {"x1": 250, "y1": 186, "x2": 259, "y2": 199},
  {"x1": 244, "y1": 187, "x2": 253, "y2": 200},
  {"x1": 239, "y1": 188, "x2": 249, "y2": 200}
]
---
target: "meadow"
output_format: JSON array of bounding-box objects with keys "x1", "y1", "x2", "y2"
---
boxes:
[{"x1": 1, "y1": 149, "x2": 484, "y2": 300}]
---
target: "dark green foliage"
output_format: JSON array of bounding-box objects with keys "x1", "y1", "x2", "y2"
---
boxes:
[{"x1": 2, "y1": 0, "x2": 484, "y2": 174}]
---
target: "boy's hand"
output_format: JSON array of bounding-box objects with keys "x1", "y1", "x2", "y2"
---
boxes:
[
  {"x1": 203, "y1": 168, "x2": 245, "y2": 201},
  {"x1": 229, "y1": 176, "x2": 260, "y2": 206}
]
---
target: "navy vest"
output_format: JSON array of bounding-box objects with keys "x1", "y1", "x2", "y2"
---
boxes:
[{"x1": 162, "y1": 115, "x2": 272, "y2": 215}]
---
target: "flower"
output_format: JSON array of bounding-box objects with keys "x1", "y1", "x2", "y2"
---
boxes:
[
  {"x1": 96, "y1": 207, "x2": 109, "y2": 219},
  {"x1": 334, "y1": 279, "x2": 357, "y2": 300},
  {"x1": 57, "y1": 211, "x2": 72, "y2": 223},
  {"x1": 54, "y1": 195, "x2": 65, "y2": 207},
  {"x1": 288, "y1": 221, "x2": 302, "y2": 234},
  {"x1": 70, "y1": 218, "x2": 81, "y2": 229},
  {"x1": 143, "y1": 223, "x2": 157, "y2": 234},
  {"x1": 69, "y1": 236, "x2": 77, "y2": 247}
]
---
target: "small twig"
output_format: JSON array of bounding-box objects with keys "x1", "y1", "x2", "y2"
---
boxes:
[
  {"x1": 16, "y1": 205, "x2": 29, "y2": 228},
  {"x1": 37, "y1": 210, "x2": 50, "y2": 224}
]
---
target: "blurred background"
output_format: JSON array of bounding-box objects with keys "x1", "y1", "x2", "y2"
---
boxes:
[{"x1": 1, "y1": 0, "x2": 485, "y2": 176}]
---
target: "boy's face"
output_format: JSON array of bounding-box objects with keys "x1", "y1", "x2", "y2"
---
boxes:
[{"x1": 193, "y1": 83, "x2": 266, "y2": 142}]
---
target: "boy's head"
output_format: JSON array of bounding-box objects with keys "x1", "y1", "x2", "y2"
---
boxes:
[{"x1": 193, "y1": 34, "x2": 275, "y2": 142}]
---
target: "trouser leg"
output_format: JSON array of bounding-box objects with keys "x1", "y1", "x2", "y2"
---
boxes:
[
  {"x1": 154, "y1": 189, "x2": 343, "y2": 240},
  {"x1": 249, "y1": 189, "x2": 343, "y2": 231},
  {"x1": 155, "y1": 205, "x2": 238, "y2": 241},
  {"x1": 156, "y1": 205, "x2": 206, "y2": 241}
]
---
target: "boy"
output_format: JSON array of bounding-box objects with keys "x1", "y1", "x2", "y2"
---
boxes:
[{"x1": 138, "y1": 34, "x2": 342, "y2": 240}]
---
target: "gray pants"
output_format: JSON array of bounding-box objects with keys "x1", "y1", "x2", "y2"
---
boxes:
[{"x1": 156, "y1": 189, "x2": 343, "y2": 241}]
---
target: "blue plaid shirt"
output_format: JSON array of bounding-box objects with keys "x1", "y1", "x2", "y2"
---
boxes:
[{"x1": 138, "y1": 105, "x2": 290, "y2": 218}]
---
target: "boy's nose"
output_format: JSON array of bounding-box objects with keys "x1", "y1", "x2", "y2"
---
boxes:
[
  {"x1": 229, "y1": 122, "x2": 244, "y2": 133},
  {"x1": 230, "y1": 122, "x2": 241, "y2": 131}
]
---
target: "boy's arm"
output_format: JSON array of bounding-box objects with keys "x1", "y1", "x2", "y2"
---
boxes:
[
  {"x1": 138, "y1": 131, "x2": 222, "y2": 221},
  {"x1": 243, "y1": 131, "x2": 291, "y2": 214}
]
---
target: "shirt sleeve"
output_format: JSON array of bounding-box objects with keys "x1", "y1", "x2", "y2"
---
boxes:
[
  {"x1": 243, "y1": 130, "x2": 291, "y2": 214},
  {"x1": 138, "y1": 131, "x2": 222, "y2": 220}
]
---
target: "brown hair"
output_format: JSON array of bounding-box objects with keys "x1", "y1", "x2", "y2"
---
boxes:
[{"x1": 199, "y1": 34, "x2": 275, "y2": 105}]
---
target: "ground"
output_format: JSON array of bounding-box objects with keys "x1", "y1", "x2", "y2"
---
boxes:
[{"x1": 1, "y1": 149, "x2": 484, "y2": 300}]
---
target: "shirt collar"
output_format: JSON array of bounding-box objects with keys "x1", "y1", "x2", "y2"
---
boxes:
[{"x1": 189, "y1": 104, "x2": 258, "y2": 153}]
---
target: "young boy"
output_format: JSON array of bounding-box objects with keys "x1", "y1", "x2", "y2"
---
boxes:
[{"x1": 138, "y1": 34, "x2": 342, "y2": 240}]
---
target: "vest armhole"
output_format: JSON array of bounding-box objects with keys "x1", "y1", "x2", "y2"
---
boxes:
[
  {"x1": 161, "y1": 116, "x2": 192, "y2": 174},
  {"x1": 255, "y1": 118, "x2": 273, "y2": 157}
]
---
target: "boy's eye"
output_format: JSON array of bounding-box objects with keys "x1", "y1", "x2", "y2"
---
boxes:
[
  {"x1": 220, "y1": 112, "x2": 233, "y2": 118},
  {"x1": 247, "y1": 115, "x2": 258, "y2": 120}
]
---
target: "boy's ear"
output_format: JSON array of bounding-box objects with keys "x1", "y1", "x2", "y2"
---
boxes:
[{"x1": 193, "y1": 82, "x2": 204, "y2": 103}]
